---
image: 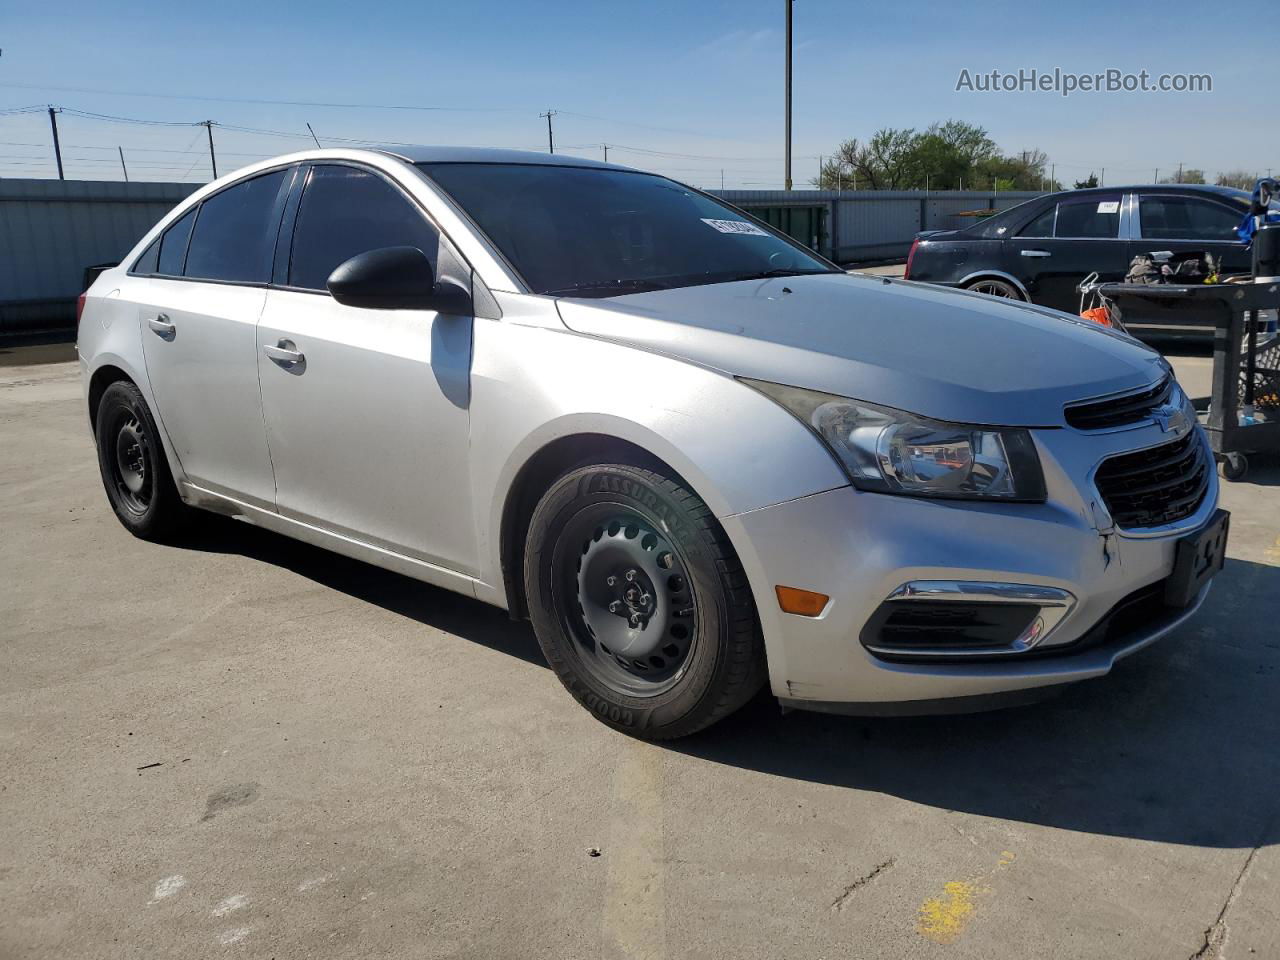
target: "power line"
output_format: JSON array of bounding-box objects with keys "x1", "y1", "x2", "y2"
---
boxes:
[
  {"x1": 0, "y1": 81, "x2": 760, "y2": 141},
  {"x1": 0, "y1": 81, "x2": 519, "y2": 114}
]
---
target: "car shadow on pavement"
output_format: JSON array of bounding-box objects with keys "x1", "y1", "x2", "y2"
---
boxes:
[
  {"x1": 181, "y1": 515, "x2": 550, "y2": 669},
  {"x1": 675, "y1": 555, "x2": 1280, "y2": 850},
  {"x1": 181, "y1": 510, "x2": 1279, "y2": 850}
]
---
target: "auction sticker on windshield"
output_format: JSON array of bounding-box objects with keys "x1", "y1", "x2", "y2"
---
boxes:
[{"x1": 701, "y1": 218, "x2": 770, "y2": 236}]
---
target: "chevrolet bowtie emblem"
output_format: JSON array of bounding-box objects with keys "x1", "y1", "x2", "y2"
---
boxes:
[{"x1": 1153, "y1": 403, "x2": 1190, "y2": 435}]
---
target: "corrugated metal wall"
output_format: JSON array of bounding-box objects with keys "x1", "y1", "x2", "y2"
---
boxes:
[
  {"x1": 0, "y1": 179, "x2": 197, "y2": 337},
  {"x1": 716, "y1": 189, "x2": 1043, "y2": 262},
  {"x1": 0, "y1": 179, "x2": 1043, "y2": 339}
]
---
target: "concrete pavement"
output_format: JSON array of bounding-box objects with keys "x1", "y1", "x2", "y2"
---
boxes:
[{"x1": 2, "y1": 351, "x2": 1278, "y2": 959}]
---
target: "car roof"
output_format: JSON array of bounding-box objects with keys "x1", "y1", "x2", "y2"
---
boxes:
[
  {"x1": 1051, "y1": 183, "x2": 1249, "y2": 202},
  {"x1": 373, "y1": 144, "x2": 636, "y2": 172}
]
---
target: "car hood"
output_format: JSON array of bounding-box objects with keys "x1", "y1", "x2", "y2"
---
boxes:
[{"x1": 555, "y1": 272, "x2": 1167, "y2": 427}]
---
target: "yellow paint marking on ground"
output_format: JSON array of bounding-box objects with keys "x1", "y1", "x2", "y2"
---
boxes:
[
  {"x1": 918, "y1": 881, "x2": 979, "y2": 944},
  {"x1": 916, "y1": 850, "x2": 1016, "y2": 944}
]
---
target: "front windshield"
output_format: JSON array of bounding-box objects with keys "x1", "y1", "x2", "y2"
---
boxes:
[{"x1": 418, "y1": 162, "x2": 837, "y2": 297}]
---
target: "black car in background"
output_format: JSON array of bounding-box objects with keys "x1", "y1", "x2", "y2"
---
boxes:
[{"x1": 904, "y1": 184, "x2": 1253, "y2": 317}]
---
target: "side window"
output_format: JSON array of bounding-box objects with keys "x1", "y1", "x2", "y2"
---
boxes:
[
  {"x1": 156, "y1": 208, "x2": 196, "y2": 277},
  {"x1": 133, "y1": 237, "x2": 160, "y2": 275},
  {"x1": 288, "y1": 165, "x2": 440, "y2": 292},
  {"x1": 1018, "y1": 206, "x2": 1056, "y2": 238},
  {"x1": 1140, "y1": 196, "x2": 1241, "y2": 241},
  {"x1": 184, "y1": 170, "x2": 288, "y2": 283},
  {"x1": 1054, "y1": 197, "x2": 1121, "y2": 238}
]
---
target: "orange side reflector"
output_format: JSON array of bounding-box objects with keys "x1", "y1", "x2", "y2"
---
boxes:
[{"x1": 775, "y1": 585, "x2": 830, "y2": 617}]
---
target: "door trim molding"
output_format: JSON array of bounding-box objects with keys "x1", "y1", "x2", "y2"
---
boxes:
[{"x1": 179, "y1": 481, "x2": 490, "y2": 603}]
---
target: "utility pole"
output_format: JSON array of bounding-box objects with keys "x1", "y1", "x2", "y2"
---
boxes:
[
  {"x1": 1050, "y1": 163, "x2": 1055, "y2": 189},
  {"x1": 47, "y1": 106, "x2": 64, "y2": 180},
  {"x1": 1154, "y1": 168, "x2": 1159, "y2": 183},
  {"x1": 540, "y1": 110, "x2": 557, "y2": 154},
  {"x1": 1100, "y1": 167, "x2": 1105, "y2": 187},
  {"x1": 601, "y1": 143, "x2": 609, "y2": 162},
  {"x1": 783, "y1": 0, "x2": 793, "y2": 190},
  {"x1": 720, "y1": 169, "x2": 725, "y2": 190},
  {"x1": 1177, "y1": 162, "x2": 1183, "y2": 184},
  {"x1": 118, "y1": 146, "x2": 128, "y2": 182},
  {"x1": 201, "y1": 121, "x2": 218, "y2": 179},
  {"x1": 307, "y1": 123, "x2": 322, "y2": 148}
]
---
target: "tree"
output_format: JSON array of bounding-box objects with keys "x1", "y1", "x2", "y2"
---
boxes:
[
  {"x1": 811, "y1": 120, "x2": 1059, "y2": 191},
  {"x1": 812, "y1": 128, "x2": 918, "y2": 190},
  {"x1": 1074, "y1": 174, "x2": 1099, "y2": 189},
  {"x1": 912, "y1": 120, "x2": 999, "y2": 190},
  {"x1": 1160, "y1": 168, "x2": 1206, "y2": 184},
  {"x1": 1216, "y1": 170, "x2": 1261, "y2": 190}
]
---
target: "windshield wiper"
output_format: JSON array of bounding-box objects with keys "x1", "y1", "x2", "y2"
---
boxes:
[
  {"x1": 723, "y1": 268, "x2": 835, "y2": 283},
  {"x1": 544, "y1": 278, "x2": 671, "y2": 297}
]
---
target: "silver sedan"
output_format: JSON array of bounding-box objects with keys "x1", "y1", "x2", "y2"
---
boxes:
[{"x1": 78, "y1": 147, "x2": 1228, "y2": 738}]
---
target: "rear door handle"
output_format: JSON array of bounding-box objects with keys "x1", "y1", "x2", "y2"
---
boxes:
[
  {"x1": 1020, "y1": 249, "x2": 1052, "y2": 258},
  {"x1": 263, "y1": 340, "x2": 305, "y2": 366},
  {"x1": 147, "y1": 315, "x2": 176, "y2": 338}
]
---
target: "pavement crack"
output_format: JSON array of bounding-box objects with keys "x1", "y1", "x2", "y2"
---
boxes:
[
  {"x1": 1187, "y1": 844, "x2": 1261, "y2": 959},
  {"x1": 830, "y1": 858, "x2": 895, "y2": 912}
]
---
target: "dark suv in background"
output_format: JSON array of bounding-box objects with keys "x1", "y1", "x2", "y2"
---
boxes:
[{"x1": 904, "y1": 184, "x2": 1253, "y2": 317}]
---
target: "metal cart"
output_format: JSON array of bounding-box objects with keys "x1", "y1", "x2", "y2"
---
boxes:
[{"x1": 1094, "y1": 280, "x2": 1280, "y2": 481}]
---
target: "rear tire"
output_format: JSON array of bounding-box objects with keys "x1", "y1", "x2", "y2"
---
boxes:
[
  {"x1": 523, "y1": 462, "x2": 765, "y2": 740},
  {"x1": 965, "y1": 277, "x2": 1024, "y2": 300},
  {"x1": 94, "y1": 381, "x2": 191, "y2": 541}
]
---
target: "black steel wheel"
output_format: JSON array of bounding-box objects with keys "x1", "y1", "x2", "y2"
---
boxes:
[
  {"x1": 524, "y1": 461, "x2": 765, "y2": 739},
  {"x1": 108, "y1": 408, "x2": 153, "y2": 516},
  {"x1": 966, "y1": 278, "x2": 1023, "y2": 300},
  {"x1": 94, "y1": 380, "x2": 191, "y2": 540},
  {"x1": 563, "y1": 505, "x2": 698, "y2": 697}
]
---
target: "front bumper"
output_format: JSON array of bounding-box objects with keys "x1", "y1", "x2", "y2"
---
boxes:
[{"x1": 721, "y1": 425, "x2": 1219, "y2": 710}]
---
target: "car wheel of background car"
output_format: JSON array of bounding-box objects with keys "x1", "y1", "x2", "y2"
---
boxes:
[
  {"x1": 523, "y1": 461, "x2": 765, "y2": 740},
  {"x1": 965, "y1": 278, "x2": 1024, "y2": 300},
  {"x1": 94, "y1": 381, "x2": 191, "y2": 541}
]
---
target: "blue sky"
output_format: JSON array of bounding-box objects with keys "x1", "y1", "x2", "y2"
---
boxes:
[{"x1": 1, "y1": 0, "x2": 1274, "y2": 187}]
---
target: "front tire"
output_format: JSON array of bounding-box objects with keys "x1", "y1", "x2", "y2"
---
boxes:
[
  {"x1": 94, "y1": 381, "x2": 191, "y2": 541},
  {"x1": 523, "y1": 462, "x2": 765, "y2": 739}
]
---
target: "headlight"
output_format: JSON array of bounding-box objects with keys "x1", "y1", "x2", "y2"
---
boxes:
[{"x1": 743, "y1": 379, "x2": 1047, "y2": 501}]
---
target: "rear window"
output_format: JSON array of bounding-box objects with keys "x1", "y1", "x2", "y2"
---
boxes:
[
  {"x1": 1017, "y1": 206, "x2": 1056, "y2": 238},
  {"x1": 157, "y1": 208, "x2": 196, "y2": 277},
  {"x1": 1053, "y1": 196, "x2": 1121, "y2": 238},
  {"x1": 133, "y1": 237, "x2": 160, "y2": 275},
  {"x1": 184, "y1": 170, "x2": 288, "y2": 283}
]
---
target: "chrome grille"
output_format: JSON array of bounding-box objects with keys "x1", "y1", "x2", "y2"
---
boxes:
[
  {"x1": 1094, "y1": 430, "x2": 1209, "y2": 529},
  {"x1": 1065, "y1": 375, "x2": 1173, "y2": 431}
]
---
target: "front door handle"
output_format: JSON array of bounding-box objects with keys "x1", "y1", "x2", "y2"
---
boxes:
[
  {"x1": 147, "y1": 315, "x2": 176, "y2": 338},
  {"x1": 263, "y1": 340, "x2": 305, "y2": 367},
  {"x1": 1020, "y1": 249, "x2": 1052, "y2": 258}
]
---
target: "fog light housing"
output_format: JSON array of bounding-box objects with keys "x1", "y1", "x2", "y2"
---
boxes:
[{"x1": 860, "y1": 581, "x2": 1075, "y2": 660}]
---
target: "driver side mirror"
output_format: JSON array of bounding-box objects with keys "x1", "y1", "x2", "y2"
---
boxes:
[{"x1": 326, "y1": 246, "x2": 470, "y2": 313}]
